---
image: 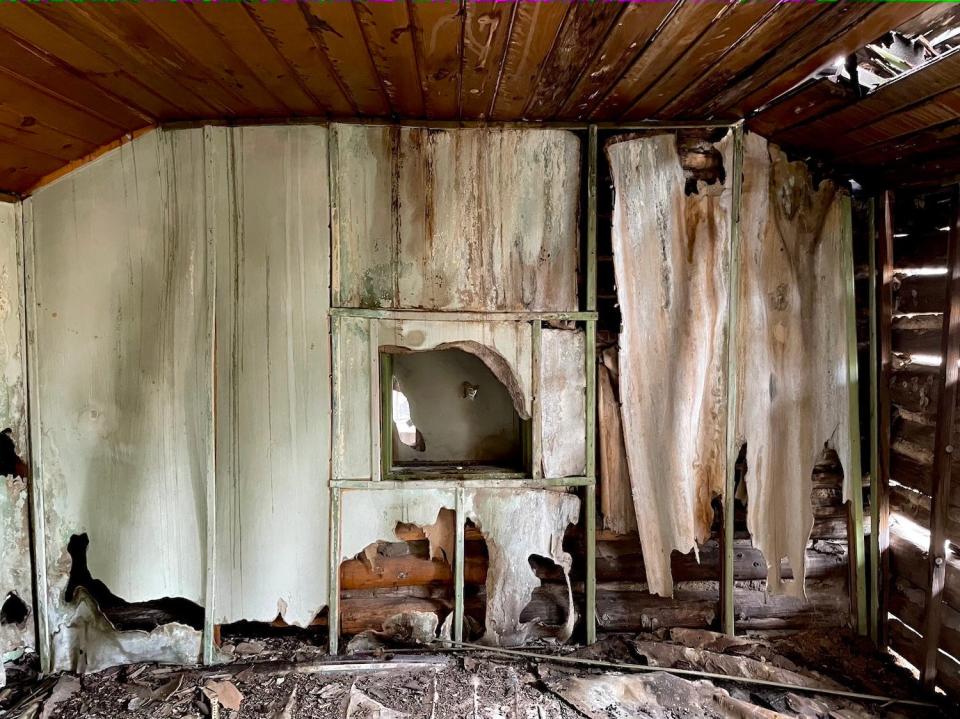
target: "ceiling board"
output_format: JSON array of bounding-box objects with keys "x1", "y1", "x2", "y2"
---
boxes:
[
  {"x1": 588, "y1": 1, "x2": 729, "y2": 120},
  {"x1": 460, "y1": 1, "x2": 515, "y2": 120},
  {"x1": 0, "y1": 1, "x2": 943, "y2": 194}
]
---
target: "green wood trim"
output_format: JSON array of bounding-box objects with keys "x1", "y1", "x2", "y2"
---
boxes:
[
  {"x1": 329, "y1": 308, "x2": 598, "y2": 322},
  {"x1": 585, "y1": 320, "x2": 596, "y2": 479},
  {"x1": 332, "y1": 477, "x2": 594, "y2": 490},
  {"x1": 585, "y1": 484, "x2": 597, "y2": 644},
  {"x1": 842, "y1": 194, "x2": 868, "y2": 636},
  {"x1": 454, "y1": 487, "x2": 465, "y2": 643},
  {"x1": 328, "y1": 487, "x2": 341, "y2": 655},
  {"x1": 722, "y1": 123, "x2": 745, "y2": 637},
  {"x1": 379, "y1": 352, "x2": 393, "y2": 479},
  {"x1": 587, "y1": 125, "x2": 598, "y2": 313},
  {"x1": 867, "y1": 197, "x2": 880, "y2": 644}
]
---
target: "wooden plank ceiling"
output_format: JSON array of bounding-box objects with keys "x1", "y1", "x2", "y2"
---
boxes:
[{"x1": 0, "y1": 1, "x2": 939, "y2": 195}]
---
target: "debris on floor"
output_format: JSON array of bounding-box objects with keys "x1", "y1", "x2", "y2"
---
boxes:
[{"x1": 0, "y1": 629, "x2": 950, "y2": 718}]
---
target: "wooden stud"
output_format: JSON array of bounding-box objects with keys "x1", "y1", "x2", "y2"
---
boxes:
[
  {"x1": 585, "y1": 483, "x2": 597, "y2": 645},
  {"x1": 921, "y1": 183, "x2": 960, "y2": 690},
  {"x1": 876, "y1": 190, "x2": 895, "y2": 648},
  {"x1": 868, "y1": 196, "x2": 879, "y2": 645},
  {"x1": 531, "y1": 320, "x2": 543, "y2": 479},
  {"x1": 202, "y1": 126, "x2": 219, "y2": 665},
  {"x1": 328, "y1": 487, "x2": 342, "y2": 656},
  {"x1": 328, "y1": 125, "x2": 341, "y2": 309},
  {"x1": 585, "y1": 316, "x2": 597, "y2": 645},
  {"x1": 20, "y1": 199, "x2": 52, "y2": 672},
  {"x1": 722, "y1": 123, "x2": 745, "y2": 636},
  {"x1": 331, "y1": 478, "x2": 593, "y2": 490},
  {"x1": 369, "y1": 320, "x2": 382, "y2": 482},
  {"x1": 454, "y1": 487, "x2": 465, "y2": 643},
  {"x1": 841, "y1": 194, "x2": 868, "y2": 637},
  {"x1": 587, "y1": 125, "x2": 598, "y2": 313}
]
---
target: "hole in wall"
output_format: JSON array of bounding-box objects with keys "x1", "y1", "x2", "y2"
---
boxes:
[
  {"x1": 0, "y1": 428, "x2": 27, "y2": 478},
  {"x1": 463, "y1": 518, "x2": 488, "y2": 641},
  {"x1": 65, "y1": 533, "x2": 203, "y2": 631},
  {"x1": 387, "y1": 348, "x2": 526, "y2": 473},
  {"x1": 392, "y1": 379, "x2": 425, "y2": 451},
  {"x1": 519, "y1": 554, "x2": 570, "y2": 628},
  {"x1": 0, "y1": 592, "x2": 28, "y2": 625}
]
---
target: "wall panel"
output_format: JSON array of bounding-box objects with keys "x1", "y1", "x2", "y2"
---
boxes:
[
  {"x1": 26, "y1": 130, "x2": 210, "y2": 635},
  {"x1": 214, "y1": 126, "x2": 331, "y2": 627},
  {"x1": 332, "y1": 125, "x2": 580, "y2": 312}
]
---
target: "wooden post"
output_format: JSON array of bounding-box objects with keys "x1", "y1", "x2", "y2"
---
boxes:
[
  {"x1": 841, "y1": 195, "x2": 868, "y2": 636},
  {"x1": 328, "y1": 487, "x2": 342, "y2": 655},
  {"x1": 876, "y1": 191, "x2": 895, "y2": 647},
  {"x1": 868, "y1": 197, "x2": 879, "y2": 644},
  {"x1": 722, "y1": 123, "x2": 745, "y2": 636},
  {"x1": 454, "y1": 487, "x2": 465, "y2": 643},
  {"x1": 921, "y1": 184, "x2": 960, "y2": 690},
  {"x1": 586, "y1": 125, "x2": 598, "y2": 313}
]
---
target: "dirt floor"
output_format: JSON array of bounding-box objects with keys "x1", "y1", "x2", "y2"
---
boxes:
[{"x1": 0, "y1": 628, "x2": 953, "y2": 718}]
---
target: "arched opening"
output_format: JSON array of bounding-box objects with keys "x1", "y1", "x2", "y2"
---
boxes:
[{"x1": 382, "y1": 347, "x2": 529, "y2": 477}]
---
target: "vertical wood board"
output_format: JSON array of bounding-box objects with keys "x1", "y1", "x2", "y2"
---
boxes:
[
  {"x1": 332, "y1": 316, "x2": 373, "y2": 481},
  {"x1": 539, "y1": 328, "x2": 586, "y2": 478},
  {"x1": 214, "y1": 125, "x2": 331, "y2": 628},
  {"x1": 0, "y1": 201, "x2": 33, "y2": 661}
]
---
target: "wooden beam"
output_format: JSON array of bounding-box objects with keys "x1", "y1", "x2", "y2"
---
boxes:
[
  {"x1": 328, "y1": 487, "x2": 342, "y2": 655},
  {"x1": 722, "y1": 123, "x2": 744, "y2": 636},
  {"x1": 586, "y1": 125, "x2": 598, "y2": 312},
  {"x1": 921, "y1": 183, "x2": 960, "y2": 689},
  {"x1": 842, "y1": 194, "x2": 868, "y2": 636},
  {"x1": 454, "y1": 487, "x2": 465, "y2": 643},
  {"x1": 868, "y1": 196, "x2": 879, "y2": 644},
  {"x1": 877, "y1": 190, "x2": 895, "y2": 647}
]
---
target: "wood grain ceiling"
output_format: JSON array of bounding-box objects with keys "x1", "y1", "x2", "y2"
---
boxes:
[{"x1": 0, "y1": 1, "x2": 936, "y2": 195}]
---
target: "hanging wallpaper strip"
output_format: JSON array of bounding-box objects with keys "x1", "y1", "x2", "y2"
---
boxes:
[
  {"x1": 608, "y1": 132, "x2": 732, "y2": 597},
  {"x1": 735, "y1": 132, "x2": 851, "y2": 598}
]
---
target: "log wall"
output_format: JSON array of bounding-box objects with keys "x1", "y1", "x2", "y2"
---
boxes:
[{"x1": 884, "y1": 187, "x2": 960, "y2": 699}]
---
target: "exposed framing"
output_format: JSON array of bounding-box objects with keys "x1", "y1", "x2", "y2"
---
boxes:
[
  {"x1": 722, "y1": 122, "x2": 745, "y2": 636},
  {"x1": 13, "y1": 117, "x2": 872, "y2": 669},
  {"x1": 842, "y1": 195, "x2": 869, "y2": 637},
  {"x1": 920, "y1": 183, "x2": 960, "y2": 689}
]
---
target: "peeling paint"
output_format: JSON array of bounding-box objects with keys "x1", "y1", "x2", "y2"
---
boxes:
[
  {"x1": 50, "y1": 589, "x2": 201, "y2": 673},
  {"x1": 464, "y1": 489, "x2": 580, "y2": 646},
  {"x1": 735, "y1": 133, "x2": 850, "y2": 598},
  {"x1": 608, "y1": 133, "x2": 732, "y2": 598},
  {"x1": 332, "y1": 125, "x2": 580, "y2": 312}
]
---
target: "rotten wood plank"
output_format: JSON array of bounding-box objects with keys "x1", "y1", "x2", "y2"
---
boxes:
[{"x1": 877, "y1": 191, "x2": 895, "y2": 647}]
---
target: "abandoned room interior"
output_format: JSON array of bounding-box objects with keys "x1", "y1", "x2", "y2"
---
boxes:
[{"x1": 4, "y1": 0, "x2": 960, "y2": 717}]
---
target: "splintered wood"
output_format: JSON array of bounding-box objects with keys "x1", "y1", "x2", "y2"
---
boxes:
[
  {"x1": 607, "y1": 133, "x2": 732, "y2": 598},
  {"x1": 607, "y1": 131, "x2": 852, "y2": 599},
  {"x1": 735, "y1": 134, "x2": 850, "y2": 597}
]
